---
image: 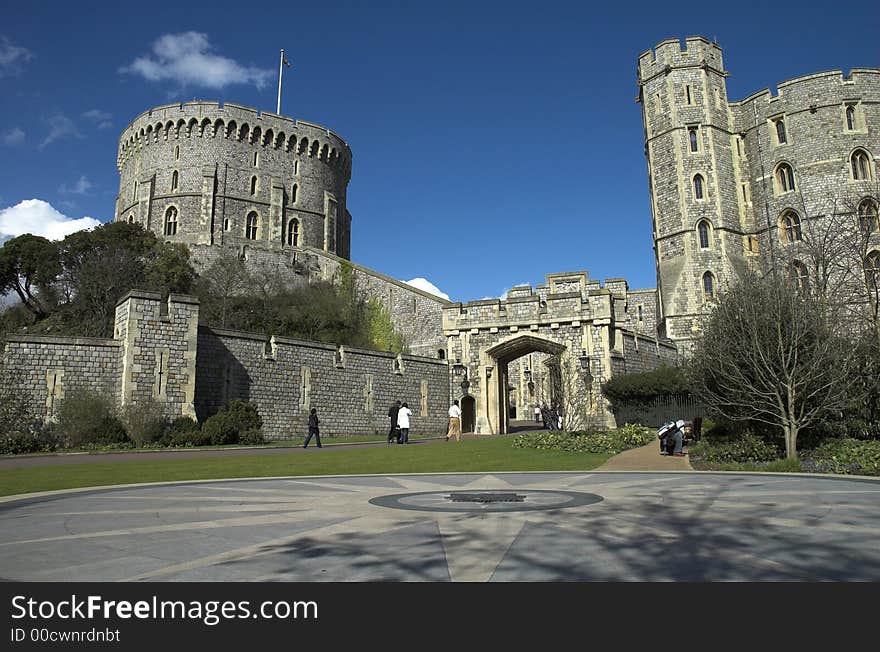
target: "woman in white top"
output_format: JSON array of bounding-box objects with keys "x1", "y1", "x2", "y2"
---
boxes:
[{"x1": 397, "y1": 401, "x2": 413, "y2": 444}]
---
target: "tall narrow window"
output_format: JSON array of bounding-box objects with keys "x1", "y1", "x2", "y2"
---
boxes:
[
  {"x1": 851, "y1": 149, "x2": 872, "y2": 180},
  {"x1": 253, "y1": 151, "x2": 259, "y2": 167},
  {"x1": 782, "y1": 210, "x2": 802, "y2": 243},
  {"x1": 223, "y1": 217, "x2": 230, "y2": 232},
  {"x1": 697, "y1": 220, "x2": 711, "y2": 249},
  {"x1": 865, "y1": 251, "x2": 880, "y2": 291},
  {"x1": 776, "y1": 163, "x2": 795, "y2": 193},
  {"x1": 790, "y1": 261, "x2": 809, "y2": 291},
  {"x1": 688, "y1": 127, "x2": 699, "y2": 152},
  {"x1": 171, "y1": 170, "x2": 178, "y2": 192},
  {"x1": 774, "y1": 118, "x2": 787, "y2": 144},
  {"x1": 174, "y1": 145, "x2": 180, "y2": 160},
  {"x1": 250, "y1": 176, "x2": 258, "y2": 196},
  {"x1": 287, "y1": 218, "x2": 299, "y2": 246},
  {"x1": 702, "y1": 272, "x2": 715, "y2": 302},
  {"x1": 163, "y1": 206, "x2": 178, "y2": 236},
  {"x1": 859, "y1": 199, "x2": 879, "y2": 234},
  {"x1": 291, "y1": 183, "x2": 298, "y2": 203},
  {"x1": 693, "y1": 174, "x2": 704, "y2": 200},
  {"x1": 846, "y1": 105, "x2": 856, "y2": 131},
  {"x1": 654, "y1": 93, "x2": 662, "y2": 115},
  {"x1": 245, "y1": 212, "x2": 259, "y2": 240},
  {"x1": 685, "y1": 85, "x2": 692, "y2": 105},
  {"x1": 736, "y1": 136, "x2": 742, "y2": 157},
  {"x1": 294, "y1": 160, "x2": 299, "y2": 175},
  {"x1": 128, "y1": 215, "x2": 133, "y2": 224}
]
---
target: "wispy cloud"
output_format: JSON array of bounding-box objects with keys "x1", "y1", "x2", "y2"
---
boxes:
[
  {"x1": 39, "y1": 113, "x2": 81, "y2": 149},
  {"x1": 83, "y1": 109, "x2": 113, "y2": 129},
  {"x1": 59, "y1": 175, "x2": 93, "y2": 195},
  {"x1": 0, "y1": 36, "x2": 33, "y2": 77},
  {"x1": 120, "y1": 32, "x2": 273, "y2": 89},
  {"x1": 0, "y1": 199, "x2": 100, "y2": 242},
  {"x1": 2, "y1": 127, "x2": 25, "y2": 145},
  {"x1": 405, "y1": 277, "x2": 450, "y2": 300}
]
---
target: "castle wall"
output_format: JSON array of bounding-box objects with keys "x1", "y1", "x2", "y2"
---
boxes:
[{"x1": 195, "y1": 328, "x2": 448, "y2": 439}]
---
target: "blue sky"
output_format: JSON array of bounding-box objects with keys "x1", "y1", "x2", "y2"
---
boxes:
[{"x1": 1, "y1": 0, "x2": 877, "y2": 302}]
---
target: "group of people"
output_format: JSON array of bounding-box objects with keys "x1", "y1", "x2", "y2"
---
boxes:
[
  {"x1": 386, "y1": 400, "x2": 414, "y2": 444},
  {"x1": 657, "y1": 419, "x2": 690, "y2": 457},
  {"x1": 534, "y1": 402, "x2": 564, "y2": 430}
]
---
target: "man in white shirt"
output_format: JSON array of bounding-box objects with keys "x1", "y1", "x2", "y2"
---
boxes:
[
  {"x1": 446, "y1": 400, "x2": 462, "y2": 442},
  {"x1": 397, "y1": 401, "x2": 413, "y2": 444}
]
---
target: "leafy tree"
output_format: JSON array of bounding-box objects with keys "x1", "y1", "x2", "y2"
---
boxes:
[
  {"x1": 689, "y1": 271, "x2": 861, "y2": 459},
  {"x1": 0, "y1": 234, "x2": 61, "y2": 318}
]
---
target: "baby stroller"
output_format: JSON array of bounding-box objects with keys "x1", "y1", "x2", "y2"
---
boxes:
[{"x1": 657, "y1": 420, "x2": 683, "y2": 455}]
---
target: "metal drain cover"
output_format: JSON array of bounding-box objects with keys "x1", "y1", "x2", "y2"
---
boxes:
[{"x1": 447, "y1": 492, "x2": 525, "y2": 503}]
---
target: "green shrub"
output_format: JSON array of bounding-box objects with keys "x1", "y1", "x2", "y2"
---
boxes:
[
  {"x1": 512, "y1": 424, "x2": 653, "y2": 454},
  {"x1": 121, "y1": 399, "x2": 167, "y2": 446},
  {"x1": 601, "y1": 365, "x2": 691, "y2": 409},
  {"x1": 159, "y1": 416, "x2": 206, "y2": 447},
  {"x1": 801, "y1": 438, "x2": 880, "y2": 476},
  {"x1": 56, "y1": 390, "x2": 128, "y2": 447},
  {"x1": 239, "y1": 428, "x2": 266, "y2": 445},
  {"x1": 0, "y1": 428, "x2": 59, "y2": 455},
  {"x1": 201, "y1": 400, "x2": 262, "y2": 446},
  {"x1": 687, "y1": 433, "x2": 779, "y2": 464}
]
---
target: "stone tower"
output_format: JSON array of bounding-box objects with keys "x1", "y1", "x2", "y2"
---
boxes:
[
  {"x1": 114, "y1": 102, "x2": 353, "y2": 260},
  {"x1": 637, "y1": 37, "x2": 742, "y2": 345}
]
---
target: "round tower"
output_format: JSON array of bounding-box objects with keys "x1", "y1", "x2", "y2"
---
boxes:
[
  {"x1": 114, "y1": 102, "x2": 353, "y2": 260},
  {"x1": 637, "y1": 37, "x2": 743, "y2": 345}
]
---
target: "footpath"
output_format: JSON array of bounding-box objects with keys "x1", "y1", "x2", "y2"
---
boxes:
[{"x1": 596, "y1": 440, "x2": 693, "y2": 471}]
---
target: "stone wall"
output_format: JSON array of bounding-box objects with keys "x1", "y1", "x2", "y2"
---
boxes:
[{"x1": 195, "y1": 327, "x2": 448, "y2": 438}]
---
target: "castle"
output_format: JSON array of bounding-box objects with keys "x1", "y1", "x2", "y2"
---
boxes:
[
  {"x1": 4, "y1": 36, "x2": 874, "y2": 438},
  {"x1": 638, "y1": 37, "x2": 880, "y2": 345}
]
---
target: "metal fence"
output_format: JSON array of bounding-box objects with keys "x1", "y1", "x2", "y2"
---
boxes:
[{"x1": 613, "y1": 394, "x2": 706, "y2": 429}]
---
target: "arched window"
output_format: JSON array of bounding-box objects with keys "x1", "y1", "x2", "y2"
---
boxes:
[
  {"x1": 163, "y1": 206, "x2": 178, "y2": 236},
  {"x1": 859, "y1": 199, "x2": 879, "y2": 234},
  {"x1": 697, "y1": 220, "x2": 711, "y2": 249},
  {"x1": 171, "y1": 170, "x2": 178, "y2": 192},
  {"x1": 438, "y1": 349, "x2": 446, "y2": 360},
  {"x1": 789, "y1": 260, "x2": 809, "y2": 291},
  {"x1": 702, "y1": 271, "x2": 715, "y2": 302},
  {"x1": 865, "y1": 251, "x2": 880, "y2": 291},
  {"x1": 253, "y1": 151, "x2": 259, "y2": 167},
  {"x1": 223, "y1": 218, "x2": 230, "y2": 232},
  {"x1": 781, "y1": 210, "x2": 802, "y2": 244},
  {"x1": 174, "y1": 145, "x2": 180, "y2": 160},
  {"x1": 286, "y1": 218, "x2": 299, "y2": 246},
  {"x1": 291, "y1": 183, "x2": 298, "y2": 204},
  {"x1": 246, "y1": 211, "x2": 259, "y2": 240},
  {"x1": 775, "y1": 163, "x2": 795, "y2": 193},
  {"x1": 775, "y1": 118, "x2": 787, "y2": 144},
  {"x1": 846, "y1": 105, "x2": 856, "y2": 131},
  {"x1": 128, "y1": 215, "x2": 133, "y2": 224},
  {"x1": 693, "y1": 174, "x2": 704, "y2": 200},
  {"x1": 688, "y1": 127, "x2": 699, "y2": 152},
  {"x1": 294, "y1": 160, "x2": 299, "y2": 175},
  {"x1": 851, "y1": 149, "x2": 872, "y2": 181}
]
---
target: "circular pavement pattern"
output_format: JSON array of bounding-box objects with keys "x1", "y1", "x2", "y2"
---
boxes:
[{"x1": 1, "y1": 472, "x2": 879, "y2": 581}]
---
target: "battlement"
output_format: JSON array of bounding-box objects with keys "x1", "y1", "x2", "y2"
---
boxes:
[
  {"x1": 638, "y1": 36, "x2": 725, "y2": 82},
  {"x1": 117, "y1": 101, "x2": 352, "y2": 174},
  {"x1": 730, "y1": 68, "x2": 880, "y2": 110}
]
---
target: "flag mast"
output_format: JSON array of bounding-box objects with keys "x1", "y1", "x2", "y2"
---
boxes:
[{"x1": 276, "y1": 49, "x2": 285, "y2": 114}]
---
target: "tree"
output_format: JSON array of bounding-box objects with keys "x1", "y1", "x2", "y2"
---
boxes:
[
  {"x1": 193, "y1": 248, "x2": 250, "y2": 328},
  {"x1": 689, "y1": 271, "x2": 860, "y2": 459},
  {"x1": 0, "y1": 234, "x2": 60, "y2": 319}
]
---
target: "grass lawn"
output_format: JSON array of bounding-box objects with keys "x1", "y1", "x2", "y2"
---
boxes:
[{"x1": 0, "y1": 437, "x2": 611, "y2": 497}]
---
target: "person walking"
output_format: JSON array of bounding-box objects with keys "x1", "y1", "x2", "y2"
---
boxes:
[
  {"x1": 397, "y1": 401, "x2": 412, "y2": 444},
  {"x1": 303, "y1": 407, "x2": 322, "y2": 448},
  {"x1": 534, "y1": 404, "x2": 541, "y2": 423},
  {"x1": 387, "y1": 400, "x2": 401, "y2": 444},
  {"x1": 446, "y1": 399, "x2": 462, "y2": 442}
]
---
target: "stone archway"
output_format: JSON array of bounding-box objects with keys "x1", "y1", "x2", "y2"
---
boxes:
[{"x1": 460, "y1": 395, "x2": 476, "y2": 433}]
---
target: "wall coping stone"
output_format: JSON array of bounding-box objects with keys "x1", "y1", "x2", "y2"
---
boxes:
[{"x1": 4, "y1": 335, "x2": 122, "y2": 347}]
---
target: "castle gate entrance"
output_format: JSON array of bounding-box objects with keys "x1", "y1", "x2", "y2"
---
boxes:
[{"x1": 460, "y1": 395, "x2": 476, "y2": 433}]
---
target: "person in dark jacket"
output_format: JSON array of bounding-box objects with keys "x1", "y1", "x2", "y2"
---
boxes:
[
  {"x1": 388, "y1": 400, "x2": 401, "y2": 444},
  {"x1": 303, "y1": 407, "x2": 322, "y2": 448}
]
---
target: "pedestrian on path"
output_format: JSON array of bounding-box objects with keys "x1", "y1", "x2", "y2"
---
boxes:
[
  {"x1": 397, "y1": 401, "x2": 412, "y2": 444},
  {"x1": 387, "y1": 400, "x2": 401, "y2": 444},
  {"x1": 303, "y1": 408, "x2": 322, "y2": 448},
  {"x1": 534, "y1": 405, "x2": 541, "y2": 423},
  {"x1": 446, "y1": 400, "x2": 462, "y2": 442}
]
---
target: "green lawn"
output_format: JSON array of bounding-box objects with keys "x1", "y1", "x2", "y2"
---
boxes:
[{"x1": 0, "y1": 437, "x2": 611, "y2": 497}]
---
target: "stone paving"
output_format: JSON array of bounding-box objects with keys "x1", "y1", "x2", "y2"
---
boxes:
[{"x1": 2, "y1": 470, "x2": 879, "y2": 581}]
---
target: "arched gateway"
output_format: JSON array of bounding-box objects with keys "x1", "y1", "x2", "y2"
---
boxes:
[{"x1": 441, "y1": 271, "x2": 679, "y2": 434}]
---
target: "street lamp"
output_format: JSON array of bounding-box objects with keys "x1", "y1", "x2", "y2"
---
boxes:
[{"x1": 578, "y1": 351, "x2": 593, "y2": 386}]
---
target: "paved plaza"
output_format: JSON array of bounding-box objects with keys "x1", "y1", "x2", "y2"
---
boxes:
[{"x1": 2, "y1": 471, "x2": 879, "y2": 581}]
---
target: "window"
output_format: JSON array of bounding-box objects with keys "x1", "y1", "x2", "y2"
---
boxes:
[
  {"x1": 286, "y1": 218, "x2": 299, "y2": 246},
  {"x1": 250, "y1": 176, "x2": 258, "y2": 196},
  {"x1": 253, "y1": 151, "x2": 259, "y2": 167},
  {"x1": 688, "y1": 127, "x2": 699, "y2": 152},
  {"x1": 736, "y1": 136, "x2": 742, "y2": 157},
  {"x1": 693, "y1": 174, "x2": 705, "y2": 200},
  {"x1": 697, "y1": 220, "x2": 711, "y2": 249},
  {"x1": 866, "y1": 251, "x2": 880, "y2": 291},
  {"x1": 741, "y1": 183, "x2": 751, "y2": 203},
  {"x1": 291, "y1": 183, "x2": 298, "y2": 203},
  {"x1": 223, "y1": 218, "x2": 230, "y2": 232},
  {"x1": 846, "y1": 105, "x2": 857, "y2": 131},
  {"x1": 654, "y1": 93, "x2": 662, "y2": 115},
  {"x1": 775, "y1": 163, "x2": 795, "y2": 193},
  {"x1": 163, "y1": 206, "x2": 178, "y2": 236},
  {"x1": 789, "y1": 261, "x2": 809, "y2": 291},
  {"x1": 685, "y1": 85, "x2": 693, "y2": 105},
  {"x1": 745, "y1": 235, "x2": 759, "y2": 254},
  {"x1": 294, "y1": 160, "x2": 299, "y2": 175},
  {"x1": 128, "y1": 215, "x2": 133, "y2": 224},
  {"x1": 859, "y1": 199, "x2": 879, "y2": 234},
  {"x1": 702, "y1": 272, "x2": 715, "y2": 302},
  {"x1": 638, "y1": 305, "x2": 644, "y2": 322},
  {"x1": 851, "y1": 149, "x2": 872, "y2": 181},
  {"x1": 245, "y1": 211, "x2": 259, "y2": 240},
  {"x1": 774, "y1": 118, "x2": 787, "y2": 144},
  {"x1": 174, "y1": 145, "x2": 180, "y2": 160},
  {"x1": 171, "y1": 170, "x2": 178, "y2": 192},
  {"x1": 781, "y1": 210, "x2": 802, "y2": 244}
]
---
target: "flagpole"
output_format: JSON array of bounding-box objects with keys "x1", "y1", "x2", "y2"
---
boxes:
[{"x1": 276, "y1": 49, "x2": 284, "y2": 114}]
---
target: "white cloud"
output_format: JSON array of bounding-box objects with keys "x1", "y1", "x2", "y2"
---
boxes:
[
  {"x1": 404, "y1": 277, "x2": 450, "y2": 300},
  {"x1": 0, "y1": 199, "x2": 101, "y2": 242},
  {"x1": 120, "y1": 32, "x2": 273, "y2": 89},
  {"x1": 59, "y1": 175, "x2": 93, "y2": 195},
  {"x1": 500, "y1": 282, "x2": 531, "y2": 299},
  {"x1": 2, "y1": 127, "x2": 24, "y2": 145},
  {"x1": 0, "y1": 36, "x2": 33, "y2": 77},
  {"x1": 83, "y1": 109, "x2": 113, "y2": 130},
  {"x1": 39, "y1": 114, "x2": 81, "y2": 149}
]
